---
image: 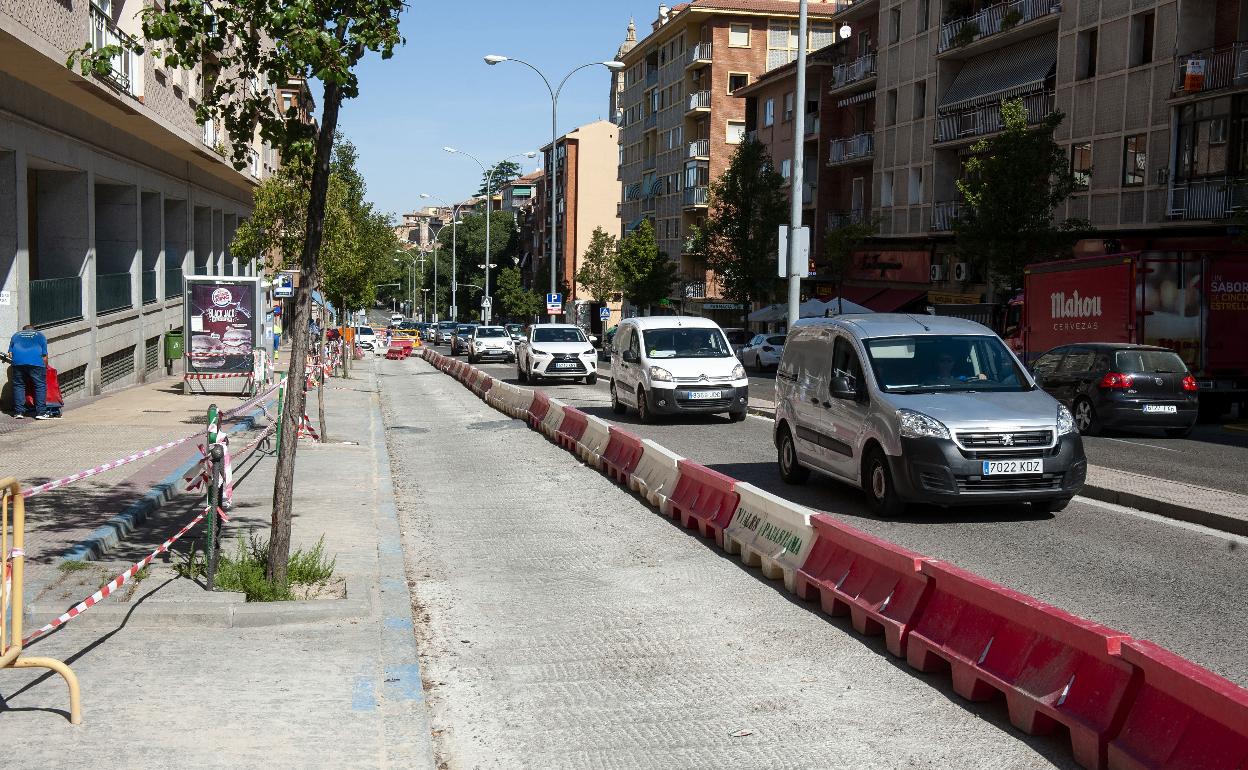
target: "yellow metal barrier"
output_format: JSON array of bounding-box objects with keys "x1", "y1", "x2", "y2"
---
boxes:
[{"x1": 1, "y1": 478, "x2": 81, "y2": 724}]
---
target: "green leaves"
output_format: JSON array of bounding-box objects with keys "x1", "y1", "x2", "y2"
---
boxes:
[
  {"x1": 575, "y1": 228, "x2": 622, "y2": 303},
  {"x1": 617, "y1": 221, "x2": 677, "y2": 312}
]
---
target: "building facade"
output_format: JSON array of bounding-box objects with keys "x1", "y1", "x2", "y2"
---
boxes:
[{"x1": 0, "y1": 0, "x2": 277, "y2": 403}]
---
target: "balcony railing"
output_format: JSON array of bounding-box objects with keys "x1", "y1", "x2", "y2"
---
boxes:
[
  {"x1": 688, "y1": 42, "x2": 713, "y2": 66},
  {"x1": 683, "y1": 186, "x2": 709, "y2": 207},
  {"x1": 89, "y1": 3, "x2": 135, "y2": 93},
  {"x1": 828, "y1": 133, "x2": 874, "y2": 164},
  {"x1": 1167, "y1": 177, "x2": 1248, "y2": 219},
  {"x1": 688, "y1": 139, "x2": 709, "y2": 158},
  {"x1": 684, "y1": 281, "x2": 707, "y2": 299},
  {"x1": 97, "y1": 271, "x2": 133, "y2": 314},
  {"x1": 615, "y1": 111, "x2": 626, "y2": 127},
  {"x1": 142, "y1": 270, "x2": 158, "y2": 304},
  {"x1": 804, "y1": 114, "x2": 820, "y2": 136},
  {"x1": 938, "y1": 0, "x2": 1062, "y2": 53},
  {"x1": 931, "y1": 201, "x2": 963, "y2": 231},
  {"x1": 831, "y1": 52, "x2": 877, "y2": 90},
  {"x1": 644, "y1": 112, "x2": 657, "y2": 129},
  {"x1": 687, "y1": 90, "x2": 711, "y2": 112},
  {"x1": 1174, "y1": 41, "x2": 1248, "y2": 95},
  {"x1": 164, "y1": 267, "x2": 183, "y2": 299},
  {"x1": 828, "y1": 209, "x2": 867, "y2": 229},
  {"x1": 646, "y1": 68, "x2": 659, "y2": 87},
  {"x1": 935, "y1": 90, "x2": 1054, "y2": 143},
  {"x1": 29, "y1": 277, "x2": 83, "y2": 328}
]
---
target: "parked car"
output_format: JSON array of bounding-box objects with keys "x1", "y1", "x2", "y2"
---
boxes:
[
  {"x1": 354, "y1": 326, "x2": 378, "y2": 352},
  {"x1": 467, "y1": 326, "x2": 516, "y2": 364},
  {"x1": 516, "y1": 323, "x2": 598, "y2": 384},
  {"x1": 436, "y1": 321, "x2": 458, "y2": 345},
  {"x1": 774, "y1": 314, "x2": 1085, "y2": 518},
  {"x1": 450, "y1": 324, "x2": 478, "y2": 356},
  {"x1": 721, "y1": 327, "x2": 751, "y2": 358},
  {"x1": 505, "y1": 323, "x2": 524, "y2": 342},
  {"x1": 1029, "y1": 343, "x2": 1199, "y2": 437},
  {"x1": 608, "y1": 316, "x2": 748, "y2": 423},
  {"x1": 741, "y1": 333, "x2": 786, "y2": 371}
]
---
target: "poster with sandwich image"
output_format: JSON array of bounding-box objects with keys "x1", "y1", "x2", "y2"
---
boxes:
[
  {"x1": 1138, "y1": 254, "x2": 1202, "y2": 368},
  {"x1": 185, "y1": 279, "x2": 258, "y2": 373}
]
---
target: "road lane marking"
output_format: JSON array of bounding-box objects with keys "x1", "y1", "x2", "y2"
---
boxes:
[{"x1": 1100, "y1": 437, "x2": 1181, "y2": 453}]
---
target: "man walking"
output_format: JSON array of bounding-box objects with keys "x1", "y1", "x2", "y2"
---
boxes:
[{"x1": 8, "y1": 324, "x2": 50, "y2": 419}]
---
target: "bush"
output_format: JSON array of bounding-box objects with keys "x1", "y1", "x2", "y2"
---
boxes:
[{"x1": 175, "y1": 535, "x2": 336, "y2": 602}]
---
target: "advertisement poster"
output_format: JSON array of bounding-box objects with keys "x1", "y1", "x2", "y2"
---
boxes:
[
  {"x1": 187, "y1": 281, "x2": 257, "y2": 373},
  {"x1": 1139, "y1": 255, "x2": 1203, "y2": 369},
  {"x1": 1024, "y1": 261, "x2": 1133, "y2": 357},
  {"x1": 1205, "y1": 257, "x2": 1248, "y2": 371}
]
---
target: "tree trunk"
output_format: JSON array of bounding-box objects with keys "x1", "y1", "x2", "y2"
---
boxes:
[{"x1": 267, "y1": 76, "x2": 343, "y2": 586}]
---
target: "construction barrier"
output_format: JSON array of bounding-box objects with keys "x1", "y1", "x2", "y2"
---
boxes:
[
  {"x1": 539, "y1": 398, "x2": 565, "y2": 440},
  {"x1": 1, "y1": 478, "x2": 81, "y2": 724},
  {"x1": 667, "y1": 460, "x2": 740, "y2": 545},
  {"x1": 907, "y1": 560, "x2": 1136, "y2": 769},
  {"x1": 577, "y1": 416, "x2": 612, "y2": 468},
  {"x1": 555, "y1": 407, "x2": 589, "y2": 453},
  {"x1": 601, "y1": 426, "x2": 644, "y2": 485},
  {"x1": 795, "y1": 515, "x2": 931, "y2": 658},
  {"x1": 628, "y1": 439, "x2": 683, "y2": 514},
  {"x1": 527, "y1": 391, "x2": 550, "y2": 431},
  {"x1": 722, "y1": 482, "x2": 817, "y2": 594},
  {"x1": 1108, "y1": 639, "x2": 1248, "y2": 770},
  {"x1": 478, "y1": 375, "x2": 494, "y2": 399}
]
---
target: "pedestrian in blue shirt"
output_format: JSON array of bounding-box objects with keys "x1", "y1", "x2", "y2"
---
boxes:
[{"x1": 8, "y1": 324, "x2": 50, "y2": 419}]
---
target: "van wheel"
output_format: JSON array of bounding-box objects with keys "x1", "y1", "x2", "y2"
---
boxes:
[
  {"x1": 863, "y1": 448, "x2": 905, "y2": 519},
  {"x1": 610, "y1": 382, "x2": 626, "y2": 415},
  {"x1": 1074, "y1": 398, "x2": 1100, "y2": 436},
  {"x1": 729, "y1": 410, "x2": 747, "y2": 423},
  {"x1": 637, "y1": 387, "x2": 655, "y2": 423},
  {"x1": 778, "y1": 426, "x2": 810, "y2": 484}
]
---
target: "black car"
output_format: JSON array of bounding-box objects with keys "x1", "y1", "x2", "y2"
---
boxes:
[
  {"x1": 450, "y1": 324, "x2": 477, "y2": 356},
  {"x1": 1030, "y1": 343, "x2": 1199, "y2": 437}
]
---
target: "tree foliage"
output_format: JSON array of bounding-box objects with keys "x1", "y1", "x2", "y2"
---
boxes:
[
  {"x1": 575, "y1": 227, "x2": 622, "y2": 302},
  {"x1": 954, "y1": 99, "x2": 1090, "y2": 289},
  {"x1": 617, "y1": 220, "x2": 677, "y2": 314},
  {"x1": 691, "y1": 138, "x2": 788, "y2": 327},
  {"x1": 492, "y1": 266, "x2": 543, "y2": 321},
  {"x1": 476, "y1": 160, "x2": 524, "y2": 198}
]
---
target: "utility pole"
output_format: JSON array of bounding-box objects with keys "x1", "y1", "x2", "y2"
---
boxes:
[{"x1": 787, "y1": 0, "x2": 810, "y2": 331}]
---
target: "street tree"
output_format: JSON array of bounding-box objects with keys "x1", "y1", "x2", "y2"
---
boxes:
[
  {"x1": 575, "y1": 227, "x2": 621, "y2": 303},
  {"x1": 492, "y1": 267, "x2": 543, "y2": 321},
  {"x1": 691, "y1": 138, "x2": 787, "y2": 329},
  {"x1": 954, "y1": 98, "x2": 1089, "y2": 291},
  {"x1": 476, "y1": 160, "x2": 524, "y2": 198},
  {"x1": 616, "y1": 220, "x2": 677, "y2": 315},
  {"x1": 78, "y1": 0, "x2": 406, "y2": 585}
]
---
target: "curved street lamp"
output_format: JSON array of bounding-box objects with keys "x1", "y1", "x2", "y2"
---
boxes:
[
  {"x1": 485, "y1": 54, "x2": 624, "y2": 322},
  {"x1": 420, "y1": 193, "x2": 470, "y2": 321}
]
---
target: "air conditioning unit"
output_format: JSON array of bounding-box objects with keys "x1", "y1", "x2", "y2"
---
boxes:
[
  {"x1": 953, "y1": 262, "x2": 970, "y2": 282},
  {"x1": 930, "y1": 264, "x2": 945, "y2": 282}
]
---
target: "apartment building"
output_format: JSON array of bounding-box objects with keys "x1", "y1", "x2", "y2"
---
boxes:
[
  {"x1": 613, "y1": 1, "x2": 842, "y2": 321},
  {"x1": 0, "y1": 0, "x2": 274, "y2": 403},
  {"x1": 534, "y1": 119, "x2": 621, "y2": 325}
]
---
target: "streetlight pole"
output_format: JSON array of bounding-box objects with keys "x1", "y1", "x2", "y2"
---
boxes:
[
  {"x1": 421, "y1": 194, "x2": 469, "y2": 323},
  {"x1": 787, "y1": 0, "x2": 809, "y2": 332},
  {"x1": 484, "y1": 55, "x2": 624, "y2": 323}
]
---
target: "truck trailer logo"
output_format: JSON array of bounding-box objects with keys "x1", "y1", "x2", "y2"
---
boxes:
[{"x1": 1050, "y1": 290, "x2": 1102, "y2": 319}]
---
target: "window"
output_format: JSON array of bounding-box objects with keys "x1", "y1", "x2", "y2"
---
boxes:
[
  {"x1": 1071, "y1": 142, "x2": 1092, "y2": 188},
  {"x1": 1123, "y1": 135, "x2": 1147, "y2": 185},
  {"x1": 886, "y1": 89, "x2": 898, "y2": 125},
  {"x1": 728, "y1": 72, "x2": 749, "y2": 92},
  {"x1": 1057, "y1": 347, "x2": 1097, "y2": 374},
  {"x1": 764, "y1": 98, "x2": 775, "y2": 126},
  {"x1": 831, "y1": 337, "x2": 865, "y2": 393},
  {"x1": 890, "y1": 9, "x2": 902, "y2": 44},
  {"x1": 908, "y1": 166, "x2": 924, "y2": 204},
  {"x1": 918, "y1": 0, "x2": 930, "y2": 32},
  {"x1": 1130, "y1": 12, "x2": 1155, "y2": 67},
  {"x1": 1031, "y1": 349, "x2": 1065, "y2": 378},
  {"x1": 727, "y1": 120, "x2": 746, "y2": 144},
  {"x1": 913, "y1": 81, "x2": 927, "y2": 119},
  {"x1": 783, "y1": 92, "x2": 795, "y2": 122},
  {"x1": 1078, "y1": 28, "x2": 1098, "y2": 80},
  {"x1": 729, "y1": 23, "x2": 751, "y2": 47},
  {"x1": 767, "y1": 21, "x2": 798, "y2": 70},
  {"x1": 1175, "y1": 98, "x2": 1234, "y2": 180},
  {"x1": 811, "y1": 24, "x2": 836, "y2": 50},
  {"x1": 780, "y1": 158, "x2": 792, "y2": 181},
  {"x1": 881, "y1": 171, "x2": 895, "y2": 206}
]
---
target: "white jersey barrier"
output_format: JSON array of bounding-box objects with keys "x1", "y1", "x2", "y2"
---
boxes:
[
  {"x1": 723, "y1": 482, "x2": 818, "y2": 594},
  {"x1": 578, "y1": 416, "x2": 612, "y2": 468},
  {"x1": 540, "y1": 398, "x2": 566, "y2": 439},
  {"x1": 629, "y1": 439, "x2": 683, "y2": 515}
]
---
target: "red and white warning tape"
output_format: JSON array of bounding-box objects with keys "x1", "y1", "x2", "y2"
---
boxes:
[
  {"x1": 297, "y1": 414, "x2": 320, "y2": 442},
  {"x1": 184, "y1": 372, "x2": 254, "y2": 381},
  {"x1": 22, "y1": 435, "x2": 200, "y2": 499}
]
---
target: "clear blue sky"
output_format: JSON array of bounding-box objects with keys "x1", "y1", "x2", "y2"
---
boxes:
[{"x1": 336, "y1": 1, "x2": 660, "y2": 219}]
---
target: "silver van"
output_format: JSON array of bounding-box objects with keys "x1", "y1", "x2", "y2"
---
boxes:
[{"x1": 774, "y1": 314, "x2": 1086, "y2": 517}]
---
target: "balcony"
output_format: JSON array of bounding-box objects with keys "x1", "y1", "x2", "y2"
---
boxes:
[
  {"x1": 29, "y1": 277, "x2": 83, "y2": 328},
  {"x1": 935, "y1": 90, "x2": 1054, "y2": 143},
  {"x1": 828, "y1": 209, "x2": 868, "y2": 229},
  {"x1": 802, "y1": 182, "x2": 817, "y2": 206},
  {"x1": 89, "y1": 3, "x2": 135, "y2": 94},
  {"x1": 1167, "y1": 177, "x2": 1248, "y2": 220},
  {"x1": 97, "y1": 271, "x2": 133, "y2": 315},
  {"x1": 1173, "y1": 42, "x2": 1248, "y2": 96},
  {"x1": 931, "y1": 201, "x2": 962, "y2": 231},
  {"x1": 646, "y1": 68, "x2": 659, "y2": 87},
  {"x1": 142, "y1": 270, "x2": 158, "y2": 304},
  {"x1": 828, "y1": 133, "x2": 874, "y2": 164},
  {"x1": 164, "y1": 267, "x2": 183, "y2": 299},
  {"x1": 683, "y1": 186, "x2": 709, "y2": 208},
  {"x1": 687, "y1": 90, "x2": 711, "y2": 114},
  {"x1": 644, "y1": 112, "x2": 657, "y2": 130},
  {"x1": 687, "y1": 42, "x2": 713, "y2": 68},
  {"x1": 830, "y1": 52, "x2": 877, "y2": 92},
  {"x1": 804, "y1": 114, "x2": 820, "y2": 137},
  {"x1": 938, "y1": 0, "x2": 1062, "y2": 54},
  {"x1": 684, "y1": 281, "x2": 707, "y2": 299},
  {"x1": 688, "y1": 139, "x2": 710, "y2": 159}
]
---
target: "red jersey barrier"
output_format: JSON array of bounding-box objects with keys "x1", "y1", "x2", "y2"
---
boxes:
[
  {"x1": 1108, "y1": 639, "x2": 1248, "y2": 770},
  {"x1": 795, "y1": 515, "x2": 931, "y2": 658},
  {"x1": 667, "y1": 460, "x2": 740, "y2": 546},
  {"x1": 601, "y1": 426, "x2": 644, "y2": 485},
  {"x1": 555, "y1": 407, "x2": 589, "y2": 452},
  {"x1": 907, "y1": 560, "x2": 1135, "y2": 770},
  {"x1": 478, "y1": 375, "x2": 494, "y2": 398},
  {"x1": 527, "y1": 391, "x2": 551, "y2": 431}
]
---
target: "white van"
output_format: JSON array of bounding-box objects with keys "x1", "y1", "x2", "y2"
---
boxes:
[{"x1": 608, "y1": 316, "x2": 749, "y2": 423}]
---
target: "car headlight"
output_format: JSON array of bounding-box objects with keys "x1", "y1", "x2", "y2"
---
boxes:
[
  {"x1": 898, "y1": 409, "x2": 951, "y2": 440},
  {"x1": 531, "y1": 349, "x2": 548, "y2": 356},
  {"x1": 731, "y1": 364, "x2": 746, "y2": 379},
  {"x1": 1057, "y1": 404, "x2": 1075, "y2": 435},
  {"x1": 583, "y1": 349, "x2": 595, "y2": 356},
  {"x1": 649, "y1": 366, "x2": 674, "y2": 382}
]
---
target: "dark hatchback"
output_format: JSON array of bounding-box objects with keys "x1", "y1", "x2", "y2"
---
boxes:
[{"x1": 1030, "y1": 343, "x2": 1199, "y2": 437}]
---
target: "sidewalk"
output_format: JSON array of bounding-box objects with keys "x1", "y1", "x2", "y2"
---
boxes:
[{"x1": 0, "y1": 363, "x2": 434, "y2": 767}]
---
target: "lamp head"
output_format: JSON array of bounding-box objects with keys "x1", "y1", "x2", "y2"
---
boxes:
[
  {"x1": 442, "y1": 146, "x2": 456, "y2": 154},
  {"x1": 525, "y1": 151, "x2": 538, "y2": 158},
  {"x1": 603, "y1": 61, "x2": 625, "y2": 70},
  {"x1": 484, "y1": 54, "x2": 508, "y2": 65},
  {"x1": 419, "y1": 193, "x2": 431, "y2": 199}
]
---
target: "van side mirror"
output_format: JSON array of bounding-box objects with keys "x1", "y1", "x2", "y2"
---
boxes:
[
  {"x1": 622, "y1": 349, "x2": 640, "y2": 364},
  {"x1": 830, "y1": 376, "x2": 858, "y2": 400}
]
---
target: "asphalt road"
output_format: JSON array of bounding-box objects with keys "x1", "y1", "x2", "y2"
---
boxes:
[{"x1": 424, "y1": 343, "x2": 1248, "y2": 687}]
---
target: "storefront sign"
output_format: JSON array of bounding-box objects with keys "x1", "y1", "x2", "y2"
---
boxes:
[
  {"x1": 849, "y1": 250, "x2": 930, "y2": 283},
  {"x1": 928, "y1": 291, "x2": 981, "y2": 305}
]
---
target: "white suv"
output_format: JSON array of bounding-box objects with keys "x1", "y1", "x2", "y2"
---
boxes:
[
  {"x1": 516, "y1": 324, "x2": 598, "y2": 384},
  {"x1": 467, "y1": 326, "x2": 516, "y2": 364}
]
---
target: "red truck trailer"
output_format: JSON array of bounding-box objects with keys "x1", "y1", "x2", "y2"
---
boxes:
[{"x1": 1008, "y1": 252, "x2": 1248, "y2": 417}]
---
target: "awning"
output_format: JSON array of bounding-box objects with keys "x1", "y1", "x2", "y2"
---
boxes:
[
  {"x1": 837, "y1": 91, "x2": 875, "y2": 108},
  {"x1": 625, "y1": 217, "x2": 645, "y2": 233},
  {"x1": 938, "y1": 34, "x2": 1056, "y2": 112},
  {"x1": 861, "y1": 288, "x2": 927, "y2": 312},
  {"x1": 833, "y1": 285, "x2": 888, "y2": 306}
]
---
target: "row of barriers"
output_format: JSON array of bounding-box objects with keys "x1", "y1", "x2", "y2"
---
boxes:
[{"x1": 421, "y1": 347, "x2": 1248, "y2": 770}]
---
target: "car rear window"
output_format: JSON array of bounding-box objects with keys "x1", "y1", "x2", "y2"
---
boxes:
[
  {"x1": 1115, "y1": 350, "x2": 1187, "y2": 373},
  {"x1": 766, "y1": 336, "x2": 786, "y2": 346}
]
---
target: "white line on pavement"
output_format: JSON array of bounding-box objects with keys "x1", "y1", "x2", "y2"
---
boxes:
[
  {"x1": 1075, "y1": 495, "x2": 1248, "y2": 546},
  {"x1": 1100, "y1": 437, "x2": 1182, "y2": 453}
]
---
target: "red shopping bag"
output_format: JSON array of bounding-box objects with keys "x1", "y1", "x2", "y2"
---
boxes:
[{"x1": 24, "y1": 366, "x2": 63, "y2": 408}]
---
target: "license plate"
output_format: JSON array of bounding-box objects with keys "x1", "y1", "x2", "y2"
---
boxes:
[
  {"x1": 982, "y1": 459, "x2": 1043, "y2": 476},
  {"x1": 1143, "y1": 404, "x2": 1177, "y2": 413},
  {"x1": 553, "y1": 362, "x2": 577, "y2": 369},
  {"x1": 685, "y1": 390, "x2": 722, "y2": 400}
]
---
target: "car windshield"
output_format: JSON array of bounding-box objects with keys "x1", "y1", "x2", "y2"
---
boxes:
[
  {"x1": 1115, "y1": 350, "x2": 1187, "y2": 373},
  {"x1": 357, "y1": 327, "x2": 374, "y2": 336},
  {"x1": 766, "y1": 336, "x2": 786, "y2": 346},
  {"x1": 476, "y1": 327, "x2": 507, "y2": 338},
  {"x1": 533, "y1": 327, "x2": 587, "y2": 343},
  {"x1": 640, "y1": 327, "x2": 732, "y2": 359},
  {"x1": 864, "y1": 334, "x2": 1029, "y2": 393},
  {"x1": 457, "y1": 326, "x2": 475, "y2": 334}
]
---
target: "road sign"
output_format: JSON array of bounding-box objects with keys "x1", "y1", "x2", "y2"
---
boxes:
[
  {"x1": 599, "y1": 306, "x2": 611, "y2": 321},
  {"x1": 274, "y1": 271, "x2": 295, "y2": 298},
  {"x1": 449, "y1": 305, "x2": 458, "y2": 319},
  {"x1": 546, "y1": 292, "x2": 562, "y2": 315},
  {"x1": 481, "y1": 296, "x2": 492, "y2": 310}
]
